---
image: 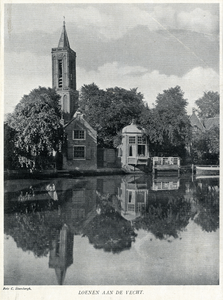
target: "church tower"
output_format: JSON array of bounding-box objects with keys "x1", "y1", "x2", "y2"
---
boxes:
[{"x1": 52, "y1": 20, "x2": 78, "y2": 122}]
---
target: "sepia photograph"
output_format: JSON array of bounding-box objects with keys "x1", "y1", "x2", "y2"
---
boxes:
[{"x1": 2, "y1": 1, "x2": 221, "y2": 298}]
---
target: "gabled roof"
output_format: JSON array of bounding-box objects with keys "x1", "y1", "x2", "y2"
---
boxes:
[
  {"x1": 190, "y1": 111, "x2": 204, "y2": 131},
  {"x1": 202, "y1": 115, "x2": 219, "y2": 130},
  {"x1": 64, "y1": 111, "x2": 97, "y2": 141},
  {"x1": 58, "y1": 21, "x2": 70, "y2": 48}
]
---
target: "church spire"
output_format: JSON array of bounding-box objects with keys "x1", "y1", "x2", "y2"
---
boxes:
[{"x1": 58, "y1": 18, "x2": 70, "y2": 48}]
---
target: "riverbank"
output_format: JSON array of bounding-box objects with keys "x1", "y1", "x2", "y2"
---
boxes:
[
  {"x1": 4, "y1": 165, "x2": 193, "y2": 180},
  {"x1": 4, "y1": 168, "x2": 127, "y2": 180}
]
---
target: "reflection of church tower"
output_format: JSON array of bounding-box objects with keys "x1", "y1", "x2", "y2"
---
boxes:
[
  {"x1": 52, "y1": 21, "x2": 78, "y2": 122},
  {"x1": 49, "y1": 224, "x2": 74, "y2": 285}
]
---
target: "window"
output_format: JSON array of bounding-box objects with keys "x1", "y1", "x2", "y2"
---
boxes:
[
  {"x1": 129, "y1": 145, "x2": 133, "y2": 156},
  {"x1": 128, "y1": 191, "x2": 132, "y2": 203},
  {"x1": 58, "y1": 60, "x2": 63, "y2": 88},
  {"x1": 138, "y1": 136, "x2": 146, "y2": 144},
  {"x1": 138, "y1": 145, "x2": 145, "y2": 156},
  {"x1": 63, "y1": 95, "x2": 68, "y2": 112},
  {"x1": 129, "y1": 136, "x2": 136, "y2": 144},
  {"x1": 73, "y1": 146, "x2": 85, "y2": 159},
  {"x1": 72, "y1": 190, "x2": 85, "y2": 203},
  {"x1": 73, "y1": 130, "x2": 85, "y2": 140}
]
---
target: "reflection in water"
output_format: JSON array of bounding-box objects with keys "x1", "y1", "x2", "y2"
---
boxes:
[
  {"x1": 4, "y1": 174, "x2": 219, "y2": 285},
  {"x1": 118, "y1": 175, "x2": 148, "y2": 221},
  {"x1": 49, "y1": 224, "x2": 73, "y2": 285},
  {"x1": 151, "y1": 176, "x2": 180, "y2": 191}
]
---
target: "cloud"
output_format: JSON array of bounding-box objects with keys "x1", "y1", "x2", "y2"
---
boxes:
[
  {"x1": 5, "y1": 4, "x2": 219, "y2": 41},
  {"x1": 177, "y1": 8, "x2": 219, "y2": 35},
  {"x1": 4, "y1": 52, "x2": 51, "y2": 114},
  {"x1": 77, "y1": 62, "x2": 219, "y2": 114},
  {"x1": 4, "y1": 54, "x2": 219, "y2": 116}
]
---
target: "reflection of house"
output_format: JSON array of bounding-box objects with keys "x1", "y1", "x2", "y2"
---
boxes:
[
  {"x1": 49, "y1": 224, "x2": 74, "y2": 285},
  {"x1": 118, "y1": 121, "x2": 149, "y2": 171},
  {"x1": 63, "y1": 111, "x2": 97, "y2": 170},
  {"x1": 152, "y1": 176, "x2": 180, "y2": 191},
  {"x1": 58, "y1": 178, "x2": 97, "y2": 224},
  {"x1": 118, "y1": 175, "x2": 148, "y2": 221}
]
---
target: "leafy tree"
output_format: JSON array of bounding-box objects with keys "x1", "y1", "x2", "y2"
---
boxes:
[
  {"x1": 82, "y1": 200, "x2": 137, "y2": 253},
  {"x1": 140, "y1": 86, "x2": 191, "y2": 158},
  {"x1": 193, "y1": 178, "x2": 219, "y2": 232},
  {"x1": 4, "y1": 122, "x2": 19, "y2": 169},
  {"x1": 190, "y1": 125, "x2": 219, "y2": 164},
  {"x1": 79, "y1": 83, "x2": 145, "y2": 148},
  {"x1": 195, "y1": 91, "x2": 219, "y2": 118},
  {"x1": 7, "y1": 87, "x2": 64, "y2": 170},
  {"x1": 134, "y1": 197, "x2": 194, "y2": 240}
]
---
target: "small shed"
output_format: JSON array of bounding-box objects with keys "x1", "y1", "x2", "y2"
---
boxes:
[{"x1": 118, "y1": 120, "x2": 149, "y2": 170}]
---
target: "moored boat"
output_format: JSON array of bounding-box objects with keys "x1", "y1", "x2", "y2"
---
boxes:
[{"x1": 195, "y1": 165, "x2": 219, "y2": 175}]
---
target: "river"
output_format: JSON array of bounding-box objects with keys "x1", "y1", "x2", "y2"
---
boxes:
[{"x1": 4, "y1": 173, "x2": 219, "y2": 285}]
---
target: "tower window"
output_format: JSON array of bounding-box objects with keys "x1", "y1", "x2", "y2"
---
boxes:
[
  {"x1": 70, "y1": 61, "x2": 74, "y2": 88},
  {"x1": 58, "y1": 59, "x2": 62, "y2": 88}
]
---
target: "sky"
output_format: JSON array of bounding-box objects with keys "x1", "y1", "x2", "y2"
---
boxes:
[{"x1": 4, "y1": 2, "x2": 220, "y2": 115}]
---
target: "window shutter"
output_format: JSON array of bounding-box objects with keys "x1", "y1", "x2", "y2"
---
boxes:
[
  {"x1": 86, "y1": 148, "x2": 91, "y2": 160},
  {"x1": 68, "y1": 147, "x2": 73, "y2": 160}
]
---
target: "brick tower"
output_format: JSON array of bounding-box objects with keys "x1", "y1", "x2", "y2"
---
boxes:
[{"x1": 52, "y1": 20, "x2": 78, "y2": 122}]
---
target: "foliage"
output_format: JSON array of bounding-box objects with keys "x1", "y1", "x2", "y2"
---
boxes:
[
  {"x1": 190, "y1": 126, "x2": 219, "y2": 164},
  {"x1": 4, "y1": 208, "x2": 62, "y2": 257},
  {"x1": 79, "y1": 83, "x2": 145, "y2": 148},
  {"x1": 195, "y1": 91, "x2": 219, "y2": 118},
  {"x1": 82, "y1": 201, "x2": 137, "y2": 253},
  {"x1": 134, "y1": 197, "x2": 194, "y2": 239},
  {"x1": 4, "y1": 123, "x2": 19, "y2": 169},
  {"x1": 140, "y1": 86, "x2": 191, "y2": 157},
  {"x1": 193, "y1": 178, "x2": 219, "y2": 232},
  {"x1": 7, "y1": 87, "x2": 63, "y2": 170}
]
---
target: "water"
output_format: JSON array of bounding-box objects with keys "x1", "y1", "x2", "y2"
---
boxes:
[{"x1": 4, "y1": 174, "x2": 219, "y2": 285}]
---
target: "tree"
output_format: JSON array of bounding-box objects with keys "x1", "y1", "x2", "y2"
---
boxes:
[
  {"x1": 191, "y1": 125, "x2": 219, "y2": 164},
  {"x1": 7, "y1": 87, "x2": 63, "y2": 170},
  {"x1": 4, "y1": 122, "x2": 19, "y2": 169},
  {"x1": 79, "y1": 83, "x2": 145, "y2": 147},
  {"x1": 140, "y1": 86, "x2": 191, "y2": 158},
  {"x1": 195, "y1": 91, "x2": 219, "y2": 118}
]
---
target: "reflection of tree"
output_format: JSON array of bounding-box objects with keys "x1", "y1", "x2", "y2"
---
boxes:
[
  {"x1": 4, "y1": 208, "x2": 62, "y2": 257},
  {"x1": 82, "y1": 201, "x2": 136, "y2": 253},
  {"x1": 193, "y1": 179, "x2": 219, "y2": 232},
  {"x1": 134, "y1": 197, "x2": 194, "y2": 239}
]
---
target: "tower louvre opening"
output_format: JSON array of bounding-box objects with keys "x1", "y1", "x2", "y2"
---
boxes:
[{"x1": 58, "y1": 60, "x2": 63, "y2": 88}]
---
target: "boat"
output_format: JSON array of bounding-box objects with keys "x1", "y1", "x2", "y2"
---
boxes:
[{"x1": 195, "y1": 165, "x2": 219, "y2": 175}]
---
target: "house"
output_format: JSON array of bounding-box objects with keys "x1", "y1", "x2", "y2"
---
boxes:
[
  {"x1": 63, "y1": 111, "x2": 97, "y2": 171},
  {"x1": 118, "y1": 120, "x2": 149, "y2": 171}
]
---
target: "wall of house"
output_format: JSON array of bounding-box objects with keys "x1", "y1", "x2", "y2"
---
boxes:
[{"x1": 97, "y1": 148, "x2": 121, "y2": 168}]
